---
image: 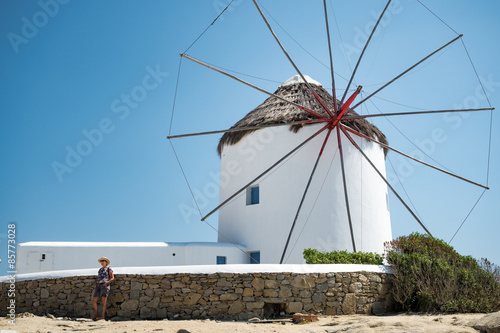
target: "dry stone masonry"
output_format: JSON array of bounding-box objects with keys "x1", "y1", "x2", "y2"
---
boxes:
[{"x1": 0, "y1": 271, "x2": 393, "y2": 320}]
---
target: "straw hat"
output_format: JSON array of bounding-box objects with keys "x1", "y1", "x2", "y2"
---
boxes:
[{"x1": 98, "y1": 257, "x2": 110, "y2": 265}]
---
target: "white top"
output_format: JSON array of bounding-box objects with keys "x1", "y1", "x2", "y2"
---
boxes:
[
  {"x1": 17, "y1": 241, "x2": 238, "y2": 248},
  {"x1": 1, "y1": 264, "x2": 393, "y2": 282},
  {"x1": 280, "y1": 74, "x2": 322, "y2": 87}
]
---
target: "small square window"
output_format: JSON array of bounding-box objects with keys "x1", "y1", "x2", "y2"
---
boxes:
[
  {"x1": 216, "y1": 256, "x2": 227, "y2": 265},
  {"x1": 246, "y1": 185, "x2": 259, "y2": 205},
  {"x1": 249, "y1": 251, "x2": 260, "y2": 264}
]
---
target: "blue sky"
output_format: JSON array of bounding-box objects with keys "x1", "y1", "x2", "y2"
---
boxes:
[{"x1": 1, "y1": 0, "x2": 499, "y2": 276}]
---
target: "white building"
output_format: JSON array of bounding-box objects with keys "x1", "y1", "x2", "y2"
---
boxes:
[
  {"x1": 16, "y1": 242, "x2": 247, "y2": 274},
  {"x1": 15, "y1": 75, "x2": 392, "y2": 273}
]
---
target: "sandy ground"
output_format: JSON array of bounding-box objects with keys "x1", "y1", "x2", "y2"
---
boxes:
[{"x1": 0, "y1": 312, "x2": 488, "y2": 333}]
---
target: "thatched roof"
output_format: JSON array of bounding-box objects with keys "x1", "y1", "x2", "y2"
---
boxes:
[{"x1": 217, "y1": 75, "x2": 388, "y2": 156}]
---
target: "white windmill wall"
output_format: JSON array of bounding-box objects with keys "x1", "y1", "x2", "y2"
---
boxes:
[{"x1": 217, "y1": 122, "x2": 392, "y2": 264}]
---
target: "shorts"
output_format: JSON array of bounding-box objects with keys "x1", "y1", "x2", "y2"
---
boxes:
[{"x1": 93, "y1": 283, "x2": 110, "y2": 298}]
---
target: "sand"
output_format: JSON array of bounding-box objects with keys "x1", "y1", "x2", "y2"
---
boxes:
[{"x1": 0, "y1": 312, "x2": 487, "y2": 333}]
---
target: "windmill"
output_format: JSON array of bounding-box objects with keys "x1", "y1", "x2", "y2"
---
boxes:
[{"x1": 168, "y1": 0, "x2": 493, "y2": 264}]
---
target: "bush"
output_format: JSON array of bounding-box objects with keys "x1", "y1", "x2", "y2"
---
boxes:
[
  {"x1": 385, "y1": 233, "x2": 500, "y2": 313},
  {"x1": 303, "y1": 248, "x2": 384, "y2": 265}
]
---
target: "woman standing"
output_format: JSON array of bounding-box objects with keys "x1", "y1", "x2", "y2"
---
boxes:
[{"x1": 92, "y1": 256, "x2": 114, "y2": 320}]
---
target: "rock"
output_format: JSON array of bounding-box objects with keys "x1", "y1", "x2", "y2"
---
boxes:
[
  {"x1": 263, "y1": 289, "x2": 278, "y2": 297},
  {"x1": 278, "y1": 286, "x2": 292, "y2": 298},
  {"x1": 157, "y1": 308, "x2": 167, "y2": 319},
  {"x1": 190, "y1": 283, "x2": 202, "y2": 290},
  {"x1": 264, "y1": 280, "x2": 279, "y2": 289},
  {"x1": 248, "y1": 317, "x2": 260, "y2": 322},
  {"x1": 325, "y1": 305, "x2": 338, "y2": 315},
  {"x1": 140, "y1": 306, "x2": 152, "y2": 319},
  {"x1": 177, "y1": 330, "x2": 191, "y2": 333},
  {"x1": 368, "y1": 274, "x2": 382, "y2": 283},
  {"x1": 358, "y1": 274, "x2": 368, "y2": 282},
  {"x1": 131, "y1": 281, "x2": 143, "y2": 291},
  {"x1": 342, "y1": 293, "x2": 356, "y2": 315},
  {"x1": 183, "y1": 292, "x2": 202, "y2": 305},
  {"x1": 46, "y1": 313, "x2": 56, "y2": 319},
  {"x1": 246, "y1": 301, "x2": 265, "y2": 310},
  {"x1": 146, "y1": 297, "x2": 160, "y2": 308},
  {"x1": 216, "y1": 280, "x2": 232, "y2": 287},
  {"x1": 312, "y1": 292, "x2": 327, "y2": 303},
  {"x1": 228, "y1": 301, "x2": 245, "y2": 314},
  {"x1": 251, "y1": 278, "x2": 264, "y2": 290},
  {"x1": 286, "y1": 302, "x2": 303, "y2": 313},
  {"x1": 110, "y1": 292, "x2": 124, "y2": 303},
  {"x1": 378, "y1": 283, "x2": 391, "y2": 295},
  {"x1": 163, "y1": 289, "x2": 176, "y2": 297},
  {"x1": 298, "y1": 290, "x2": 312, "y2": 298},
  {"x1": 290, "y1": 276, "x2": 315, "y2": 289},
  {"x1": 316, "y1": 282, "x2": 328, "y2": 291},
  {"x1": 469, "y1": 311, "x2": 500, "y2": 333},
  {"x1": 171, "y1": 281, "x2": 186, "y2": 289},
  {"x1": 73, "y1": 302, "x2": 87, "y2": 316},
  {"x1": 348, "y1": 282, "x2": 363, "y2": 293},
  {"x1": 242, "y1": 288, "x2": 253, "y2": 297},
  {"x1": 219, "y1": 293, "x2": 239, "y2": 301},
  {"x1": 40, "y1": 288, "x2": 49, "y2": 299},
  {"x1": 121, "y1": 300, "x2": 139, "y2": 311},
  {"x1": 130, "y1": 290, "x2": 140, "y2": 300}
]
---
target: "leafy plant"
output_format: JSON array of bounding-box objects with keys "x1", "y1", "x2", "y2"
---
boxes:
[
  {"x1": 303, "y1": 248, "x2": 383, "y2": 265},
  {"x1": 385, "y1": 233, "x2": 500, "y2": 313}
]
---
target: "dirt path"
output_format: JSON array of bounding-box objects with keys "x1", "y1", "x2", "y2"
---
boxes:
[{"x1": 0, "y1": 312, "x2": 488, "y2": 333}]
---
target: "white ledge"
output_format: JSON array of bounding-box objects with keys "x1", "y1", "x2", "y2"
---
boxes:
[{"x1": 1, "y1": 264, "x2": 393, "y2": 282}]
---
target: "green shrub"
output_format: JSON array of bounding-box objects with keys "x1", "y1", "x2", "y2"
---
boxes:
[
  {"x1": 385, "y1": 233, "x2": 500, "y2": 313},
  {"x1": 303, "y1": 248, "x2": 384, "y2": 265}
]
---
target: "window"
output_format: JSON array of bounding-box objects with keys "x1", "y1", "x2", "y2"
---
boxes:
[
  {"x1": 249, "y1": 251, "x2": 260, "y2": 264},
  {"x1": 246, "y1": 185, "x2": 259, "y2": 205},
  {"x1": 216, "y1": 256, "x2": 226, "y2": 265}
]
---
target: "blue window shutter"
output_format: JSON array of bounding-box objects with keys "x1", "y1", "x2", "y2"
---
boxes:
[
  {"x1": 250, "y1": 252, "x2": 260, "y2": 264},
  {"x1": 216, "y1": 256, "x2": 226, "y2": 265},
  {"x1": 251, "y1": 186, "x2": 259, "y2": 204}
]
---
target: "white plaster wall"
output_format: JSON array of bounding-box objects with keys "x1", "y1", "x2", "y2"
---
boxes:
[
  {"x1": 217, "y1": 123, "x2": 392, "y2": 264},
  {"x1": 16, "y1": 242, "x2": 247, "y2": 274}
]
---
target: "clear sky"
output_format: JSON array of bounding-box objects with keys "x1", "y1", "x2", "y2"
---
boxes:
[{"x1": 1, "y1": 0, "x2": 499, "y2": 276}]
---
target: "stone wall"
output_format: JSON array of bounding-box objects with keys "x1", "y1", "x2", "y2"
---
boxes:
[{"x1": 0, "y1": 271, "x2": 393, "y2": 320}]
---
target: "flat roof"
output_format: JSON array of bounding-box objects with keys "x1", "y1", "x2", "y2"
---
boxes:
[{"x1": 18, "y1": 241, "x2": 242, "y2": 248}]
